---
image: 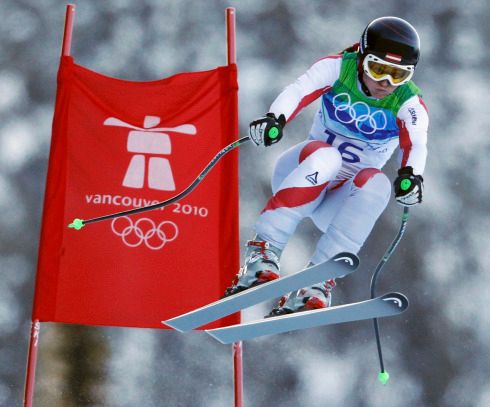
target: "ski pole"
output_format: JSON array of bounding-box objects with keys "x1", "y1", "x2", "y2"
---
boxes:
[
  {"x1": 68, "y1": 136, "x2": 251, "y2": 230},
  {"x1": 370, "y1": 206, "x2": 410, "y2": 384}
]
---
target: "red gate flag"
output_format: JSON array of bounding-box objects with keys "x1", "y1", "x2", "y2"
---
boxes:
[{"x1": 33, "y1": 56, "x2": 239, "y2": 329}]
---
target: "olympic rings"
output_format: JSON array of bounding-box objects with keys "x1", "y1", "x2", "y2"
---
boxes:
[
  {"x1": 332, "y1": 93, "x2": 387, "y2": 135},
  {"x1": 111, "y1": 216, "x2": 179, "y2": 250}
]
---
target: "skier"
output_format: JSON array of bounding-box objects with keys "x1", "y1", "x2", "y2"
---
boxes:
[{"x1": 224, "y1": 16, "x2": 428, "y2": 316}]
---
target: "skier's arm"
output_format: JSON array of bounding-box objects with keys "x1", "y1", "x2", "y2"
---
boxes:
[
  {"x1": 269, "y1": 56, "x2": 342, "y2": 123},
  {"x1": 394, "y1": 96, "x2": 429, "y2": 205},
  {"x1": 397, "y1": 96, "x2": 429, "y2": 175}
]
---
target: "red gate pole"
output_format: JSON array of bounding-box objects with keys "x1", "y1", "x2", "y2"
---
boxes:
[
  {"x1": 226, "y1": 7, "x2": 236, "y2": 65},
  {"x1": 23, "y1": 320, "x2": 40, "y2": 407},
  {"x1": 23, "y1": 5, "x2": 76, "y2": 406},
  {"x1": 226, "y1": 7, "x2": 243, "y2": 407},
  {"x1": 62, "y1": 4, "x2": 76, "y2": 56},
  {"x1": 233, "y1": 341, "x2": 244, "y2": 407}
]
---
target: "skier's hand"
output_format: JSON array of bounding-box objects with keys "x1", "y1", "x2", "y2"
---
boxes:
[
  {"x1": 394, "y1": 166, "x2": 423, "y2": 206},
  {"x1": 249, "y1": 113, "x2": 286, "y2": 147}
]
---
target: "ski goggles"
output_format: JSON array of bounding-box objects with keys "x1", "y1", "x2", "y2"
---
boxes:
[{"x1": 362, "y1": 54, "x2": 415, "y2": 86}]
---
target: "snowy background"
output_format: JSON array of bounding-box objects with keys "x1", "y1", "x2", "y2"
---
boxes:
[{"x1": 1, "y1": 0, "x2": 489, "y2": 406}]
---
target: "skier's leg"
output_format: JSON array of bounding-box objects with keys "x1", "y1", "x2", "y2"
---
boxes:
[
  {"x1": 224, "y1": 239, "x2": 283, "y2": 296},
  {"x1": 270, "y1": 168, "x2": 391, "y2": 314},
  {"x1": 255, "y1": 140, "x2": 342, "y2": 250},
  {"x1": 310, "y1": 168, "x2": 392, "y2": 263},
  {"x1": 268, "y1": 278, "x2": 337, "y2": 317},
  {"x1": 225, "y1": 140, "x2": 341, "y2": 296}
]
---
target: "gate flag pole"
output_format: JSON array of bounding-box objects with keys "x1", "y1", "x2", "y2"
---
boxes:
[
  {"x1": 226, "y1": 7, "x2": 243, "y2": 407},
  {"x1": 62, "y1": 4, "x2": 75, "y2": 57},
  {"x1": 23, "y1": 5, "x2": 76, "y2": 407},
  {"x1": 25, "y1": 6, "x2": 240, "y2": 406}
]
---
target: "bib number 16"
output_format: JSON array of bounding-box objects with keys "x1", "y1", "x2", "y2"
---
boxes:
[{"x1": 325, "y1": 132, "x2": 363, "y2": 163}]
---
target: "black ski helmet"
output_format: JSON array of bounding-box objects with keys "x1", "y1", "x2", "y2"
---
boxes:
[{"x1": 359, "y1": 17, "x2": 420, "y2": 66}]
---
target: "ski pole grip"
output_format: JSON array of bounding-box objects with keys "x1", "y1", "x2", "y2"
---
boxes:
[
  {"x1": 265, "y1": 126, "x2": 282, "y2": 145},
  {"x1": 400, "y1": 179, "x2": 412, "y2": 191}
]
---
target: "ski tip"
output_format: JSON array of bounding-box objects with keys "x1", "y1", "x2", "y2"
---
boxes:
[
  {"x1": 380, "y1": 292, "x2": 409, "y2": 312},
  {"x1": 378, "y1": 371, "x2": 390, "y2": 385},
  {"x1": 332, "y1": 252, "x2": 360, "y2": 269}
]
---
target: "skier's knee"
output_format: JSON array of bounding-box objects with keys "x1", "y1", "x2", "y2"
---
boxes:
[
  {"x1": 299, "y1": 141, "x2": 342, "y2": 174},
  {"x1": 353, "y1": 168, "x2": 391, "y2": 201}
]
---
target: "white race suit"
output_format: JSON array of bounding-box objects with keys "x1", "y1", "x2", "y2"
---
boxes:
[{"x1": 255, "y1": 52, "x2": 429, "y2": 264}]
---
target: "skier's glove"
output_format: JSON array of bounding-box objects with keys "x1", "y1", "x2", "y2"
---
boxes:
[
  {"x1": 394, "y1": 166, "x2": 424, "y2": 206},
  {"x1": 249, "y1": 113, "x2": 286, "y2": 147}
]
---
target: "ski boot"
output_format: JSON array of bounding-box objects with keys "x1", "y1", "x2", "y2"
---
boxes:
[
  {"x1": 224, "y1": 239, "x2": 281, "y2": 297},
  {"x1": 267, "y1": 279, "x2": 336, "y2": 317}
]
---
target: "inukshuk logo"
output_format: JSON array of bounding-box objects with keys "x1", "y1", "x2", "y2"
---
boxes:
[
  {"x1": 103, "y1": 115, "x2": 197, "y2": 191},
  {"x1": 102, "y1": 115, "x2": 195, "y2": 250}
]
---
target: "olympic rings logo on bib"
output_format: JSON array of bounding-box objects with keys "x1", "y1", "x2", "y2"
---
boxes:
[
  {"x1": 111, "y1": 216, "x2": 179, "y2": 250},
  {"x1": 332, "y1": 93, "x2": 387, "y2": 135}
]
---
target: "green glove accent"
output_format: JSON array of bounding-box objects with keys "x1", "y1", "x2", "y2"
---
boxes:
[
  {"x1": 378, "y1": 371, "x2": 390, "y2": 385},
  {"x1": 268, "y1": 126, "x2": 280, "y2": 139},
  {"x1": 68, "y1": 218, "x2": 85, "y2": 230},
  {"x1": 400, "y1": 179, "x2": 412, "y2": 191}
]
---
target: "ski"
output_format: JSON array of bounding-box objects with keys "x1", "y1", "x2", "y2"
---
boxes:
[
  {"x1": 206, "y1": 292, "x2": 409, "y2": 344},
  {"x1": 163, "y1": 252, "x2": 359, "y2": 332}
]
